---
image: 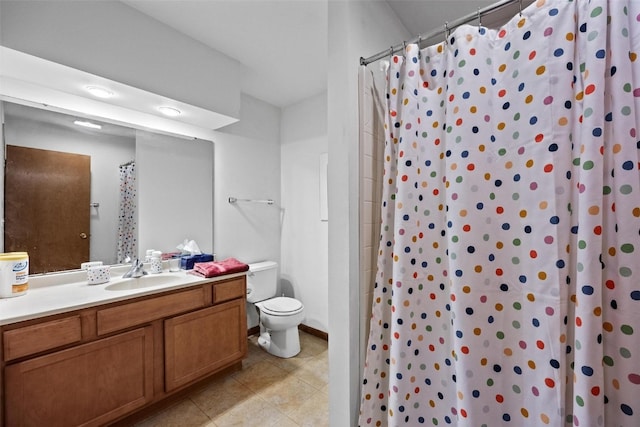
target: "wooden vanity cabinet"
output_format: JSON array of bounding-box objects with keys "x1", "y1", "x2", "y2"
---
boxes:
[
  {"x1": 1, "y1": 275, "x2": 247, "y2": 427},
  {"x1": 165, "y1": 298, "x2": 246, "y2": 391},
  {"x1": 4, "y1": 327, "x2": 154, "y2": 427}
]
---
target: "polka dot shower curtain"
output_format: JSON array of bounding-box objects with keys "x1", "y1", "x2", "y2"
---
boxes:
[
  {"x1": 359, "y1": 1, "x2": 640, "y2": 426},
  {"x1": 117, "y1": 161, "x2": 137, "y2": 263}
]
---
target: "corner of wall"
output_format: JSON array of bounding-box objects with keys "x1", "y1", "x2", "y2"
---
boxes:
[
  {"x1": 327, "y1": 1, "x2": 410, "y2": 425},
  {"x1": 217, "y1": 93, "x2": 281, "y2": 144}
]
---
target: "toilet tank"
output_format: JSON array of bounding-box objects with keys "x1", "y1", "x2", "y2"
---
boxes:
[{"x1": 246, "y1": 261, "x2": 278, "y2": 303}]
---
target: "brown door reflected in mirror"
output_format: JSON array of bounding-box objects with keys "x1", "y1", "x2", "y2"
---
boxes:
[{"x1": 5, "y1": 145, "x2": 90, "y2": 274}]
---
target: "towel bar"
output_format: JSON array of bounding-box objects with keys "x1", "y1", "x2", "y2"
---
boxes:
[{"x1": 228, "y1": 197, "x2": 274, "y2": 205}]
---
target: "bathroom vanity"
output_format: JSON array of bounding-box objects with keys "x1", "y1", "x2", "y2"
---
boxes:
[{"x1": 0, "y1": 270, "x2": 247, "y2": 427}]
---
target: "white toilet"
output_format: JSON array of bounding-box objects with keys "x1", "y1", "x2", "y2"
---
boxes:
[{"x1": 246, "y1": 261, "x2": 305, "y2": 358}]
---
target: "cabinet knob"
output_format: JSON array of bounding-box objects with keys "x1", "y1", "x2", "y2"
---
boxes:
[{"x1": 80, "y1": 232, "x2": 88, "y2": 239}]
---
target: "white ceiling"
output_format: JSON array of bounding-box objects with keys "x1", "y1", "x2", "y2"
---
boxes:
[
  {"x1": 122, "y1": 0, "x2": 531, "y2": 109},
  {"x1": 122, "y1": 0, "x2": 328, "y2": 109}
]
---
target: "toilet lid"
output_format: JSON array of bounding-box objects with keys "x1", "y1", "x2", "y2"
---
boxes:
[{"x1": 261, "y1": 297, "x2": 303, "y2": 314}]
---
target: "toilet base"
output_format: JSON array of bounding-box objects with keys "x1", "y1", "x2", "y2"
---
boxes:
[{"x1": 258, "y1": 326, "x2": 301, "y2": 358}]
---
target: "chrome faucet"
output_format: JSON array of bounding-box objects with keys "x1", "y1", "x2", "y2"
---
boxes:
[{"x1": 123, "y1": 258, "x2": 148, "y2": 278}]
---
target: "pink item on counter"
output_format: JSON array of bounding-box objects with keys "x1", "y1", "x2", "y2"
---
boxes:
[{"x1": 190, "y1": 258, "x2": 249, "y2": 278}]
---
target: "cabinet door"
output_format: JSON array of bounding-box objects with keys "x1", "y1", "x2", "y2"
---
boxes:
[
  {"x1": 4, "y1": 327, "x2": 153, "y2": 427},
  {"x1": 165, "y1": 299, "x2": 247, "y2": 391}
]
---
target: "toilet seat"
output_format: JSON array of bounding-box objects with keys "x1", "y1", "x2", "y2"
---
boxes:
[{"x1": 259, "y1": 297, "x2": 303, "y2": 316}]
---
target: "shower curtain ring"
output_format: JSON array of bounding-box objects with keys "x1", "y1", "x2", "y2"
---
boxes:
[
  {"x1": 444, "y1": 21, "x2": 449, "y2": 45},
  {"x1": 417, "y1": 34, "x2": 422, "y2": 58},
  {"x1": 389, "y1": 45, "x2": 394, "y2": 60},
  {"x1": 519, "y1": 0, "x2": 523, "y2": 16},
  {"x1": 477, "y1": 8, "x2": 482, "y2": 32},
  {"x1": 403, "y1": 40, "x2": 407, "y2": 57}
]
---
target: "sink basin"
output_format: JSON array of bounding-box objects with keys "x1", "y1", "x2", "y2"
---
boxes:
[{"x1": 104, "y1": 274, "x2": 181, "y2": 291}]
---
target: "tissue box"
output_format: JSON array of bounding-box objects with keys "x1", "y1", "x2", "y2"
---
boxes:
[
  {"x1": 87, "y1": 265, "x2": 110, "y2": 285},
  {"x1": 180, "y1": 254, "x2": 214, "y2": 270}
]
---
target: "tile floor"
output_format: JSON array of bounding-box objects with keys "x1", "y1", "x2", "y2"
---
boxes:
[{"x1": 136, "y1": 331, "x2": 329, "y2": 427}]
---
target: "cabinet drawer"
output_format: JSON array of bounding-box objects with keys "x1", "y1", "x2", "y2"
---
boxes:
[
  {"x1": 97, "y1": 287, "x2": 206, "y2": 335},
  {"x1": 213, "y1": 277, "x2": 246, "y2": 304},
  {"x1": 3, "y1": 315, "x2": 82, "y2": 362}
]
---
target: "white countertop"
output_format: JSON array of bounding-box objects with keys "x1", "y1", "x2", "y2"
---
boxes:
[{"x1": 0, "y1": 265, "x2": 246, "y2": 326}]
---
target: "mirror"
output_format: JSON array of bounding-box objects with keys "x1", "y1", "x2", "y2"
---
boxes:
[{"x1": 1, "y1": 100, "x2": 214, "y2": 275}]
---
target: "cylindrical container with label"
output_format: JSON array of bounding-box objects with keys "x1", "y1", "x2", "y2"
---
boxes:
[
  {"x1": 150, "y1": 251, "x2": 163, "y2": 274},
  {"x1": 0, "y1": 252, "x2": 29, "y2": 298}
]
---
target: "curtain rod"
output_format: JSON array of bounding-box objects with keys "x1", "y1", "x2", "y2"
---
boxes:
[{"x1": 360, "y1": 0, "x2": 525, "y2": 66}]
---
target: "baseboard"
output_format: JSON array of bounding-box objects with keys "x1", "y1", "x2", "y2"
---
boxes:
[
  {"x1": 298, "y1": 324, "x2": 328, "y2": 341},
  {"x1": 248, "y1": 324, "x2": 328, "y2": 341}
]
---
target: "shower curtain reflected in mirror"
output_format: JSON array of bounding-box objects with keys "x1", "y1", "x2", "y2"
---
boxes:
[
  {"x1": 359, "y1": 1, "x2": 640, "y2": 425},
  {"x1": 117, "y1": 161, "x2": 137, "y2": 263}
]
